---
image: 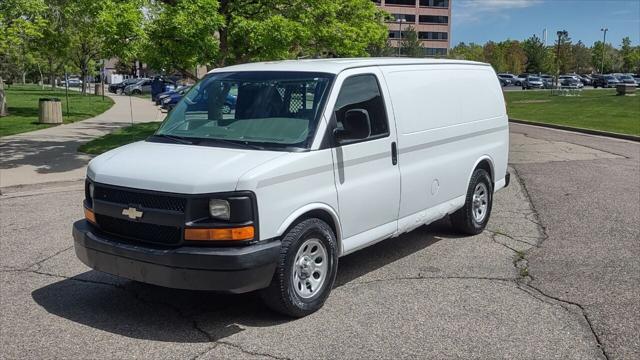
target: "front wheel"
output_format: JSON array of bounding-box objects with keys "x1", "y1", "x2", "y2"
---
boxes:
[
  {"x1": 260, "y1": 218, "x2": 338, "y2": 317},
  {"x1": 450, "y1": 168, "x2": 493, "y2": 235}
]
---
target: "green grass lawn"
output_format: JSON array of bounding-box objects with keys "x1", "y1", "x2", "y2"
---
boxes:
[
  {"x1": 505, "y1": 89, "x2": 640, "y2": 136},
  {"x1": 78, "y1": 121, "x2": 161, "y2": 155},
  {"x1": 0, "y1": 85, "x2": 114, "y2": 137}
]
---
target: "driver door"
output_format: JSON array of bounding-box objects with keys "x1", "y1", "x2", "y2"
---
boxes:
[{"x1": 328, "y1": 69, "x2": 401, "y2": 254}]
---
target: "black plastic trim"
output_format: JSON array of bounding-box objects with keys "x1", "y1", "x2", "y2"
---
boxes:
[{"x1": 73, "y1": 220, "x2": 279, "y2": 293}]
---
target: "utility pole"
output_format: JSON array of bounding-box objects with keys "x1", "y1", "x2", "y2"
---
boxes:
[
  {"x1": 396, "y1": 17, "x2": 407, "y2": 57},
  {"x1": 600, "y1": 27, "x2": 608, "y2": 74}
]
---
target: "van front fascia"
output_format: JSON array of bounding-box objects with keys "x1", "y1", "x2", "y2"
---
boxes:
[{"x1": 84, "y1": 179, "x2": 261, "y2": 246}]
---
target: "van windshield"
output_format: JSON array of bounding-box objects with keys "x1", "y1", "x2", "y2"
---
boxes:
[{"x1": 153, "y1": 71, "x2": 334, "y2": 150}]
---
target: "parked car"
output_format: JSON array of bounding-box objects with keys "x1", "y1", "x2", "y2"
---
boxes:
[
  {"x1": 108, "y1": 78, "x2": 143, "y2": 94},
  {"x1": 559, "y1": 76, "x2": 584, "y2": 88},
  {"x1": 160, "y1": 86, "x2": 195, "y2": 110},
  {"x1": 516, "y1": 73, "x2": 530, "y2": 86},
  {"x1": 522, "y1": 76, "x2": 544, "y2": 89},
  {"x1": 497, "y1": 73, "x2": 518, "y2": 85},
  {"x1": 62, "y1": 78, "x2": 82, "y2": 87},
  {"x1": 578, "y1": 74, "x2": 592, "y2": 86},
  {"x1": 617, "y1": 75, "x2": 637, "y2": 85},
  {"x1": 155, "y1": 85, "x2": 191, "y2": 105},
  {"x1": 592, "y1": 75, "x2": 621, "y2": 88},
  {"x1": 74, "y1": 58, "x2": 510, "y2": 317},
  {"x1": 123, "y1": 79, "x2": 153, "y2": 95},
  {"x1": 540, "y1": 75, "x2": 554, "y2": 88}
]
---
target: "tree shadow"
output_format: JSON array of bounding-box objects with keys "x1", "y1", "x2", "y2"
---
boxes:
[
  {"x1": 0, "y1": 123, "x2": 133, "y2": 174},
  {"x1": 31, "y1": 220, "x2": 456, "y2": 343}
]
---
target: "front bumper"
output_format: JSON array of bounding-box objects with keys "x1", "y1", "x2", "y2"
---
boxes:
[{"x1": 73, "y1": 220, "x2": 280, "y2": 293}]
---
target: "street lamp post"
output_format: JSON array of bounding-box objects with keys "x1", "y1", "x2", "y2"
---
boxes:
[
  {"x1": 555, "y1": 30, "x2": 568, "y2": 88},
  {"x1": 396, "y1": 17, "x2": 407, "y2": 57},
  {"x1": 600, "y1": 27, "x2": 608, "y2": 74}
]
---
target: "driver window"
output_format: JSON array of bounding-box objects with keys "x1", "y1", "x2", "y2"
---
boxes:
[{"x1": 334, "y1": 74, "x2": 389, "y2": 138}]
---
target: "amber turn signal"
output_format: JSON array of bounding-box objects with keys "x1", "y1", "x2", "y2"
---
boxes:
[
  {"x1": 84, "y1": 207, "x2": 96, "y2": 224},
  {"x1": 184, "y1": 226, "x2": 255, "y2": 241}
]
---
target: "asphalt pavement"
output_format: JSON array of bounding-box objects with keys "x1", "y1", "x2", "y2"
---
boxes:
[{"x1": 1, "y1": 124, "x2": 638, "y2": 359}]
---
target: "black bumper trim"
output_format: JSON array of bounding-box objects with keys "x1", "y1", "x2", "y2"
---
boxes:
[
  {"x1": 73, "y1": 220, "x2": 280, "y2": 293},
  {"x1": 505, "y1": 171, "x2": 511, "y2": 188}
]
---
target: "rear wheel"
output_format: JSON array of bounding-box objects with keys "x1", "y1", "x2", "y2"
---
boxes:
[
  {"x1": 260, "y1": 218, "x2": 338, "y2": 318},
  {"x1": 451, "y1": 169, "x2": 493, "y2": 235},
  {"x1": 132, "y1": 89, "x2": 141, "y2": 95}
]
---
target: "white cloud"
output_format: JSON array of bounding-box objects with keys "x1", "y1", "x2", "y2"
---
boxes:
[{"x1": 455, "y1": 0, "x2": 543, "y2": 23}]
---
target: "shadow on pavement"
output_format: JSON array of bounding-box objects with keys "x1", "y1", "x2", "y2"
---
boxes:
[
  {"x1": 0, "y1": 122, "x2": 134, "y2": 174},
  {"x1": 31, "y1": 220, "x2": 452, "y2": 343}
]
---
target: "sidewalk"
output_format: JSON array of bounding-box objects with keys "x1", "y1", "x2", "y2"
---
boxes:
[{"x1": 0, "y1": 93, "x2": 163, "y2": 189}]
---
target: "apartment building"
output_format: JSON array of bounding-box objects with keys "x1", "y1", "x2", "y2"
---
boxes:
[{"x1": 373, "y1": 0, "x2": 451, "y2": 57}]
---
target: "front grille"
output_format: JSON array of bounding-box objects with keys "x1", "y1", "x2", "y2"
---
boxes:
[
  {"x1": 94, "y1": 186, "x2": 186, "y2": 212},
  {"x1": 96, "y1": 214, "x2": 182, "y2": 246}
]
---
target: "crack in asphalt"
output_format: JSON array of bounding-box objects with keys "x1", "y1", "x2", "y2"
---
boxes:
[
  {"x1": 214, "y1": 341, "x2": 292, "y2": 360},
  {"x1": 509, "y1": 166, "x2": 610, "y2": 360},
  {"x1": 516, "y1": 131, "x2": 630, "y2": 160},
  {"x1": 10, "y1": 264, "x2": 287, "y2": 360},
  {"x1": 521, "y1": 283, "x2": 611, "y2": 360},
  {"x1": 0, "y1": 246, "x2": 74, "y2": 273}
]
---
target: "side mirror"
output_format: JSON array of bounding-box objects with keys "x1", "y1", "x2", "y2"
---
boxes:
[{"x1": 334, "y1": 109, "x2": 371, "y2": 143}]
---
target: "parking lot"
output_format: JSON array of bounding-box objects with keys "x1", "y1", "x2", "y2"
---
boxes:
[{"x1": 1, "y1": 124, "x2": 638, "y2": 359}]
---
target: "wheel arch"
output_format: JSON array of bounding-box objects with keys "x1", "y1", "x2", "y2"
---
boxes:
[
  {"x1": 276, "y1": 203, "x2": 343, "y2": 255},
  {"x1": 468, "y1": 156, "x2": 495, "y2": 187}
]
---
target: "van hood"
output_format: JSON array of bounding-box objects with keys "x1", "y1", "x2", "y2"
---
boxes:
[{"x1": 87, "y1": 140, "x2": 288, "y2": 194}]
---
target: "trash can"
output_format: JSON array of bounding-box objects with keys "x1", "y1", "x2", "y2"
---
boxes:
[
  {"x1": 38, "y1": 98, "x2": 63, "y2": 124},
  {"x1": 94, "y1": 84, "x2": 104, "y2": 96}
]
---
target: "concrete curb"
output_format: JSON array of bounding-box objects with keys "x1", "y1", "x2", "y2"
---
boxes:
[{"x1": 509, "y1": 118, "x2": 640, "y2": 142}]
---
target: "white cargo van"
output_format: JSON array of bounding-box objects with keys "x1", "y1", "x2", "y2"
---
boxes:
[{"x1": 74, "y1": 58, "x2": 509, "y2": 317}]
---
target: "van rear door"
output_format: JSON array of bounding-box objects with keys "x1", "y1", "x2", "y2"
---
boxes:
[{"x1": 326, "y1": 69, "x2": 400, "y2": 254}]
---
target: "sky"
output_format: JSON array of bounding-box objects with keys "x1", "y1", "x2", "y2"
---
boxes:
[{"x1": 452, "y1": 0, "x2": 640, "y2": 47}]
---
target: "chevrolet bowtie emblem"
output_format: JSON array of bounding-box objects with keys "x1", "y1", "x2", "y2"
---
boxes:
[{"x1": 122, "y1": 207, "x2": 144, "y2": 220}]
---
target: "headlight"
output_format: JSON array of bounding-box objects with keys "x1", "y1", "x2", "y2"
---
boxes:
[
  {"x1": 89, "y1": 183, "x2": 95, "y2": 199},
  {"x1": 209, "y1": 199, "x2": 230, "y2": 220}
]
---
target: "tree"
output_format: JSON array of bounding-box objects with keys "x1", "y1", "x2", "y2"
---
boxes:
[
  {"x1": 523, "y1": 35, "x2": 545, "y2": 73},
  {"x1": 219, "y1": 0, "x2": 387, "y2": 65},
  {"x1": 448, "y1": 42, "x2": 483, "y2": 61},
  {"x1": 620, "y1": 37, "x2": 636, "y2": 73},
  {"x1": 483, "y1": 41, "x2": 506, "y2": 72},
  {"x1": 592, "y1": 41, "x2": 621, "y2": 73},
  {"x1": 0, "y1": 0, "x2": 47, "y2": 84},
  {"x1": 97, "y1": 0, "x2": 146, "y2": 67},
  {"x1": 0, "y1": 0, "x2": 47, "y2": 116},
  {"x1": 572, "y1": 41, "x2": 592, "y2": 74},
  {"x1": 144, "y1": 0, "x2": 223, "y2": 80},
  {"x1": 503, "y1": 40, "x2": 526, "y2": 74},
  {"x1": 400, "y1": 26, "x2": 423, "y2": 58}
]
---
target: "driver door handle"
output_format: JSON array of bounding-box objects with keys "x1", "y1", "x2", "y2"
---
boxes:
[{"x1": 391, "y1": 142, "x2": 398, "y2": 166}]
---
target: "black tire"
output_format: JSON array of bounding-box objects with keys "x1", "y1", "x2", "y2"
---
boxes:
[
  {"x1": 450, "y1": 168, "x2": 493, "y2": 235},
  {"x1": 132, "y1": 89, "x2": 141, "y2": 95},
  {"x1": 260, "y1": 218, "x2": 338, "y2": 318}
]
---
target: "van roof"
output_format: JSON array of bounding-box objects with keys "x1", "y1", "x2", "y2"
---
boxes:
[{"x1": 208, "y1": 58, "x2": 490, "y2": 75}]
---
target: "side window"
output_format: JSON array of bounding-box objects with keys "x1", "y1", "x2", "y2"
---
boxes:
[{"x1": 334, "y1": 74, "x2": 389, "y2": 138}]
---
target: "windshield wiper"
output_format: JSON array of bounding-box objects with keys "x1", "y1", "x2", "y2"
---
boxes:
[
  {"x1": 198, "y1": 138, "x2": 265, "y2": 150},
  {"x1": 149, "y1": 134, "x2": 193, "y2": 145}
]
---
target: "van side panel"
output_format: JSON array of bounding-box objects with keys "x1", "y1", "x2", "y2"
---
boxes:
[
  {"x1": 235, "y1": 150, "x2": 340, "y2": 244},
  {"x1": 380, "y1": 65, "x2": 508, "y2": 233}
]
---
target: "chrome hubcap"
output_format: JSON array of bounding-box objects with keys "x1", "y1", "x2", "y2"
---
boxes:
[
  {"x1": 472, "y1": 182, "x2": 489, "y2": 223},
  {"x1": 292, "y1": 238, "x2": 328, "y2": 299}
]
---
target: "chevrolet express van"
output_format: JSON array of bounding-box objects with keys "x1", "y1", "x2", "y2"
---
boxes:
[{"x1": 74, "y1": 58, "x2": 509, "y2": 317}]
